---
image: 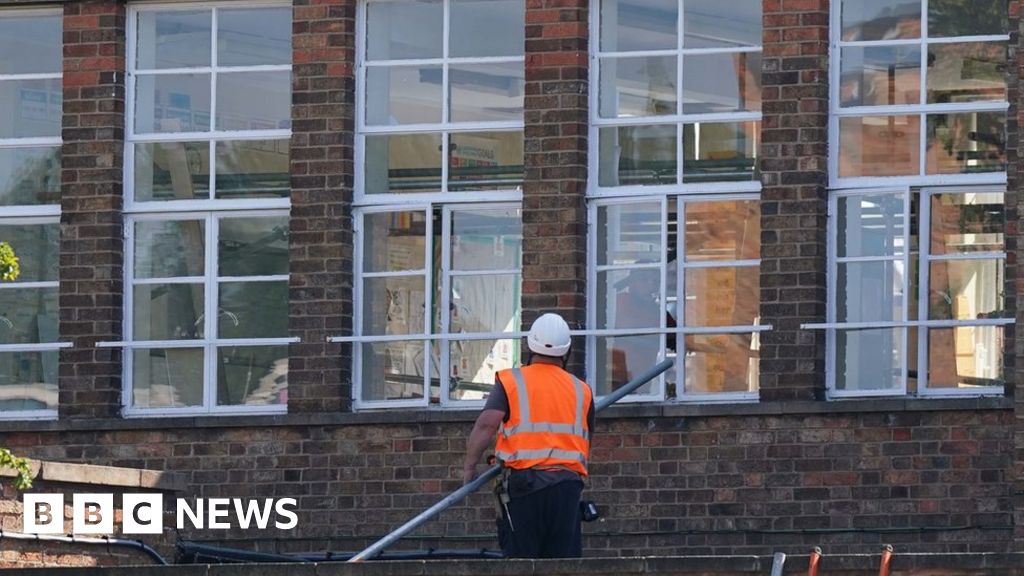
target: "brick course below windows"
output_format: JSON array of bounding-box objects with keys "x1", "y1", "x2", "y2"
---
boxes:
[{"x1": 3, "y1": 408, "x2": 1014, "y2": 556}]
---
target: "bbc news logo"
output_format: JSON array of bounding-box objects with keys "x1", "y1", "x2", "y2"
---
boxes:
[{"x1": 23, "y1": 494, "x2": 298, "y2": 535}]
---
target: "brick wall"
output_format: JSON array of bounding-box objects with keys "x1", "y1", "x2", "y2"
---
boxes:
[
  {"x1": 1012, "y1": 0, "x2": 1024, "y2": 552},
  {"x1": 521, "y1": 0, "x2": 589, "y2": 372},
  {"x1": 288, "y1": 0, "x2": 355, "y2": 413},
  {"x1": 757, "y1": 0, "x2": 830, "y2": 402},
  {"x1": 58, "y1": 0, "x2": 127, "y2": 419},
  {"x1": 4, "y1": 406, "x2": 1014, "y2": 556}
]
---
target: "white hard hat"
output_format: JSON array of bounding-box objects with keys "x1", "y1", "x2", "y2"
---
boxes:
[{"x1": 527, "y1": 313, "x2": 572, "y2": 357}]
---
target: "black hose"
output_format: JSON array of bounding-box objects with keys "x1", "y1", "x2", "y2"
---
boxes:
[{"x1": 0, "y1": 529, "x2": 168, "y2": 565}]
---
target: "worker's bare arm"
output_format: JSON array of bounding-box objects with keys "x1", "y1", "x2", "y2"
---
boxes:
[{"x1": 462, "y1": 408, "x2": 504, "y2": 484}]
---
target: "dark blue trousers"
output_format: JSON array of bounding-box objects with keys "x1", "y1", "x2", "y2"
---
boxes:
[{"x1": 497, "y1": 480, "x2": 583, "y2": 558}]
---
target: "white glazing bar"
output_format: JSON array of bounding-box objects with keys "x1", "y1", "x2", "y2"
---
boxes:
[
  {"x1": 835, "y1": 101, "x2": 1008, "y2": 117},
  {"x1": 128, "y1": 129, "x2": 292, "y2": 143},
  {"x1": 365, "y1": 55, "x2": 522, "y2": 67},
  {"x1": 0, "y1": 342, "x2": 73, "y2": 352},
  {"x1": 592, "y1": 111, "x2": 762, "y2": 127}
]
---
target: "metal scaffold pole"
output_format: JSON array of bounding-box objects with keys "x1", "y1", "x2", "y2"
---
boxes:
[{"x1": 348, "y1": 357, "x2": 676, "y2": 562}]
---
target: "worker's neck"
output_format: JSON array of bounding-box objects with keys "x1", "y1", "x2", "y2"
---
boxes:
[{"x1": 530, "y1": 355, "x2": 563, "y2": 367}]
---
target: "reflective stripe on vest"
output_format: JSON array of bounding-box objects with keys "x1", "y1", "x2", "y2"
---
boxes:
[
  {"x1": 495, "y1": 448, "x2": 588, "y2": 468},
  {"x1": 499, "y1": 368, "x2": 589, "y2": 441}
]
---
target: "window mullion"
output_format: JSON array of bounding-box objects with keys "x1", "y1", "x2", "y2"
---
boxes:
[
  {"x1": 205, "y1": 213, "x2": 219, "y2": 412},
  {"x1": 439, "y1": 206, "x2": 453, "y2": 406}
]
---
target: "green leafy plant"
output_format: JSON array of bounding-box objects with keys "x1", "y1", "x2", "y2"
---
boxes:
[
  {"x1": 0, "y1": 448, "x2": 33, "y2": 490},
  {"x1": 0, "y1": 241, "x2": 18, "y2": 282}
]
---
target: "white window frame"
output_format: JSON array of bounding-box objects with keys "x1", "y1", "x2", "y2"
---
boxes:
[
  {"x1": 588, "y1": 0, "x2": 763, "y2": 198},
  {"x1": 113, "y1": 2, "x2": 293, "y2": 417},
  {"x1": 114, "y1": 210, "x2": 295, "y2": 416},
  {"x1": 354, "y1": 0, "x2": 525, "y2": 206},
  {"x1": 343, "y1": 203, "x2": 525, "y2": 410},
  {"x1": 827, "y1": 0, "x2": 1011, "y2": 189},
  {"x1": 0, "y1": 7, "x2": 66, "y2": 420},
  {"x1": 346, "y1": 0, "x2": 525, "y2": 410},
  {"x1": 813, "y1": 185, "x2": 1011, "y2": 398},
  {"x1": 124, "y1": 0, "x2": 292, "y2": 214},
  {"x1": 585, "y1": 193, "x2": 767, "y2": 404}
]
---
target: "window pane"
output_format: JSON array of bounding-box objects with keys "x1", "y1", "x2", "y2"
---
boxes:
[
  {"x1": 682, "y1": 52, "x2": 761, "y2": 114},
  {"x1": 683, "y1": 121, "x2": 759, "y2": 183},
  {"x1": 136, "y1": 10, "x2": 211, "y2": 69},
  {"x1": 597, "y1": 202, "x2": 662, "y2": 265},
  {"x1": 684, "y1": 333, "x2": 759, "y2": 394},
  {"x1": 134, "y1": 142, "x2": 210, "y2": 202},
  {"x1": 449, "y1": 339, "x2": 519, "y2": 401},
  {"x1": 685, "y1": 266, "x2": 759, "y2": 326},
  {"x1": 928, "y1": 259, "x2": 1004, "y2": 320},
  {"x1": 451, "y1": 207, "x2": 522, "y2": 270},
  {"x1": 0, "y1": 14, "x2": 60, "y2": 74},
  {"x1": 448, "y1": 131, "x2": 523, "y2": 191},
  {"x1": 360, "y1": 340, "x2": 427, "y2": 401},
  {"x1": 684, "y1": 200, "x2": 760, "y2": 261},
  {"x1": 133, "y1": 284, "x2": 204, "y2": 340},
  {"x1": 925, "y1": 112, "x2": 1006, "y2": 175},
  {"x1": 134, "y1": 74, "x2": 212, "y2": 133},
  {"x1": 132, "y1": 348, "x2": 204, "y2": 408},
  {"x1": 839, "y1": 46, "x2": 921, "y2": 107},
  {"x1": 597, "y1": 268, "x2": 661, "y2": 329},
  {"x1": 364, "y1": 211, "x2": 427, "y2": 272},
  {"x1": 838, "y1": 115, "x2": 920, "y2": 177},
  {"x1": 927, "y1": 43, "x2": 1006, "y2": 104},
  {"x1": 837, "y1": 193, "x2": 905, "y2": 258},
  {"x1": 450, "y1": 63, "x2": 524, "y2": 122},
  {"x1": 683, "y1": 0, "x2": 760, "y2": 48},
  {"x1": 216, "y1": 71, "x2": 291, "y2": 131},
  {"x1": 929, "y1": 192, "x2": 1003, "y2": 254},
  {"x1": 927, "y1": 326, "x2": 1003, "y2": 388},
  {"x1": 0, "y1": 147, "x2": 60, "y2": 206},
  {"x1": 363, "y1": 276, "x2": 427, "y2": 335},
  {"x1": 218, "y1": 281, "x2": 289, "y2": 339},
  {"x1": 598, "y1": 125, "x2": 677, "y2": 187},
  {"x1": 599, "y1": 0, "x2": 677, "y2": 52},
  {"x1": 214, "y1": 139, "x2": 290, "y2": 199},
  {"x1": 451, "y1": 274, "x2": 520, "y2": 333},
  {"x1": 0, "y1": 223, "x2": 58, "y2": 283},
  {"x1": 598, "y1": 56, "x2": 677, "y2": 118},
  {"x1": 840, "y1": 0, "x2": 920, "y2": 41},
  {"x1": 837, "y1": 261, "x2": 905, "y2": 322},
  {"x1": 134, "y1": 219, "x2": 206, "y2": 279},
  {"x1": 450, "y1": 0, "x2": 524, "y2": 57},
  {"x1": 928, "y1": 0, "x2": 1007, "y2": 38},
  {"x1": 364, "y1": 133, "x2": 443, "y2": 193},
  {"x1": 217, "y1": 345, "x2": 288, "y2": 406},
  {"x1": 593, "y1": 334, "x2": 661, "y2": 396},
  {"x1": 0, "y1": 79, "x2": 62, "y2": 139},
  {"x1": 835, "y1": 328, "x2": 904, "y2": 392},
  {"x1": 0, "y1": 351, "x2": 57, "y2": 412},
  {"x1": 366, "y1": 66, "x2": 443, "y2": 126},
  {"x1": 0, "y1": 287, "x2": 57, "y2": 344},
  {"x1": 366, "y1": 0, "x2": 443, "y2": 61},
  {"x1": 218, "y1": 8, "x2": 291, "y2": 66},
  {"x1": 218, "y1": 216, "x2": 289, "y2": 277}
]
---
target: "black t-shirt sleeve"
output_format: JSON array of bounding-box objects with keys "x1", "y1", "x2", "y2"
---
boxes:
[
  {"x1": 588, "y1": 397, "x2": 595, "y2": 432},
  {"x1": 484, "y1": 375, "x2": 511, "y2": 422}
]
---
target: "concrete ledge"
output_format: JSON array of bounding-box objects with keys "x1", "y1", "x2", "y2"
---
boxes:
[
  {"x1": 0, "y1": 460, "x2": 185, "y2": 492},
  {"x1": 0, "y1": 396, "x2": 1012, "y2": 433},
  {"x1": 9, "y1": 553, "x2": 1024, "y2": 575}
]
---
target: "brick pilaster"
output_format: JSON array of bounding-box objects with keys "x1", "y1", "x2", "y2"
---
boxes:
[
  {"x1": 522, "y1": 0, "x2": 589, "y2": 373},
  {"x1": 1010, "y1": 0, "x2": 1023, "y2": 552},
  {"x1": 757, "y1": 0, "x2": 830, "y2": 401},
  {"x1": 58, "y1": 0, "x2": 126, "y2": 419},
  {"x1": 288, "y1": 0, "x2": 354, "y2": 412}
]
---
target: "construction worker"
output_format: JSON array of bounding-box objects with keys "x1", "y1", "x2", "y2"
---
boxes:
[{"x1": 461, "y1": 312, "x2": 595, "y2": 558}]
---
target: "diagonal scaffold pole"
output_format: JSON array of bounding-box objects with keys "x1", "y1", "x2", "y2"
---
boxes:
[{"x1": 348, "y1": 357, "x2": 676, "y2": 562}]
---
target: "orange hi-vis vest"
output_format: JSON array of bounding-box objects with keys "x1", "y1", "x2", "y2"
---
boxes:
[{"x1": 494, "y1": 363, "x2": 592, "y2": 476}]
